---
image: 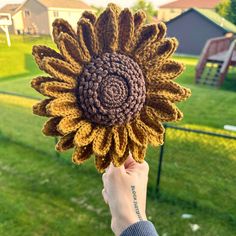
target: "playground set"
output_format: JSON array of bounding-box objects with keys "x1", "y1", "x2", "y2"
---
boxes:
[{"x1": 196, "y1": 35, "x2": 236, "y2": 87}]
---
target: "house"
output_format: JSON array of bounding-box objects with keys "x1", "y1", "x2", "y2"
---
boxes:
[
  {"x1": 11, "y1": 0, "x2": 93, "y2": 35},
  {"x1": 0, "y1": 4, "x2": 21, "y2": 33},
  {"x1": 158, "y1": 0, "x2": 222, "y2": 22},
  {"x1": 166, "y1": 8, "x2": 236, "y2": 55}
]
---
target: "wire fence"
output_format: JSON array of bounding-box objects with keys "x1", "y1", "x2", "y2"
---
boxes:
[{"x1": 154, "y1": 124, "x2": 236, "y2": 219}]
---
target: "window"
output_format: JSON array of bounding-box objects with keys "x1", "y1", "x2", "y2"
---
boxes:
[
  {"x1": 24, "y1": 9, "x2": 30, "y2": 17},
  {"x1": 53, "y1": 11, "x2": 59, "y2": 17}
]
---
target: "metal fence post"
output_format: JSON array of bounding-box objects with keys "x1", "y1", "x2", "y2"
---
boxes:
[{"x1": 156, "y1": 124, "x2": 167, "y2": 195}]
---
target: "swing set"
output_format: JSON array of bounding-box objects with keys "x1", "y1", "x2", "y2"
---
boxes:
[{"x1": 0, "y1": 13, "x2": 12, "y2": 47}]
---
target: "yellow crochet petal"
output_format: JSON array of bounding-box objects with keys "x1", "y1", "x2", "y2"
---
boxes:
[
  {"x1": 52, "y1": 18, "x2": 77, "y2": 45},
  {"x1": 39, "y1": 81, "x2": 76, "y2": 98},
  {"x1": 72, "y1": 144, "x2": 93, "y2": 165},
  {"x1": 42, "y1": 117, "x2": 61, "y2": 136},
  {"x1": 138, "y1": 115, "x2": 164, "y2": 146},
  {"x1": 108, "y1": 3, "x2": 121, "y2": 17},
  {"x1": 93, "y1": 127, "x2": 113, "y2": 156},
  {"x1": 80, "y1": 11, "x2": 97, "y2": 25},
  {"x1": 132, "y1": 24, "x2": 158, "y2": 55},
  {"x1": 129, "y1": 140, "x2": 147, "y2": 163},
  {"x1": 95, "y1": 152, "x2": 112, "y2": 173},
  {"x1": 127, "y1": 10, "x2": 146, "y2": 54},
  {"x1": 46, "y1": 97, "x2": 81, "y2": 117},
  {"x1": 95, "y1": 7, "x2": 118, "y2": 53},
  {"x1": 147, "y1": 60, "x2": 184, "y2": 80},
  {"x1": 156, "y1": 22, "x2": 167, "y2": 41},
  {"x1": 57, "y1": 32, "x2": 91, "y2": 67},
  {"x1": 57, "y1": 115, "x2": 82, "y2": 135},
  {"x1": 133, "y1": 10, "x2": 146, "y2": 32},
  {"x1": 32, "y1": 45, "x2": 63, "y2": 70},
  {"x1": 77, "y1": 18, "x2": 99, "y2": 56},
  {"x1": 146, "y1": 80, "x2": 191, "y2": 103},
  {"x1": 118, "y1": 8, "x2": 134, "y2": 53},
  {"x1": 145, "y1": 98, "x2": 179, "y2": 122},
  {"x1": 156, "y1": 38, "x2": 178, "y2": 59},
  {"x1": 176, "y1": 108, "x2": 184, "y2": 121},
  {"x1": 31, "y1": 76, "x2": 57, "y2": 93},
  {"x1": 141, "y1": 108, "x2": 165, "y2": 134},
  {"x1": 112, "y1": 144, "x2": 129, "y2": 167},
  {"x1": 74, "y1": 121, "x2": 98, "y2": 147},
  {"x1": 56, "y1": 132, "x2": 75, "y2": 152},
  {"x1": 41, "y1": 57, "x2": 80, "y2": 85},
  {"x1": 32, "y1": 99, "x2": 53, "y2": 117},
  {"x1": 136, "y1": 38, "x2": 178, "y2": 66},
  {"x1": 126, "y1": 121, "x2": 148, "y2": 147},
  {"x1": 113, "y1": 126, "x2": 128, "y2": 157},
  {"x1": 94, "y1": 138, "x2": 116, "y2": 173}
]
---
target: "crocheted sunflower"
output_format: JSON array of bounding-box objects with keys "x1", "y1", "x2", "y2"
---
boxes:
[{"x1": 31, "y1": 3, "x2": 191, "y2": 172}]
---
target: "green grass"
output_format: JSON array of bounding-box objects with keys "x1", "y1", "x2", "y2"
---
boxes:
[
  {"x1": 0, "y1": 34, "x2": 54, "y2": 80},
  {"x1": 0, "y1": 102, "x2": 235, "y2": 235},
  {"x1": 0, "y1": 34, "x2": 236, "y2": 236}
]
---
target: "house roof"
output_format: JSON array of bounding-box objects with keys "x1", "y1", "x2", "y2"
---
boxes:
[
  {"x1": 195, "y1": 8, "x2": 236, "y2": 33},
  {"x1": 160, "y1": 0, "x2": 222, "y2": 9},
  {"x1": 167, "y1": 8, "x2": 236, "y2": 34},
  {"x1": 0, "y1": 4, "x2": 21, "y2": 14},
  {"x1": 37, "y1": 0, "x2": 92, "y2": 9}
]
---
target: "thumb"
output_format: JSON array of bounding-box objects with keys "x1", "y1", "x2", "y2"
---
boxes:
[{"x1": 124, "y1": 153, "x2": 137, "y2": 170}]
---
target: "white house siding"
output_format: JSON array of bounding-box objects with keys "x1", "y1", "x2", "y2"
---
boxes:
[
  {"x1": 12, "y1": 10, "x2": 24, "y2": 34},
  {"x1": 48, "y1": 8, "x2": 91, "y2": 35},
  {"x1": 22, "y1": 0, "x2": 50, "y2": 34}
]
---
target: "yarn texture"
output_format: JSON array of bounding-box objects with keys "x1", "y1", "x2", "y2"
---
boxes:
[{"x1": 31, "y1": 3, "x2": 191, "y2": 172}]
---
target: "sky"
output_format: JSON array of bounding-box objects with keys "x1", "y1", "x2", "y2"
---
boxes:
[{"x1": 0, "y1": 0, "x2": 174, "y2": 9}]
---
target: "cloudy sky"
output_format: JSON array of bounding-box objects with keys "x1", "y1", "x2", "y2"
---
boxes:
[{"x1": 0, "y1": 0, "x2": 174, "y2": 8}]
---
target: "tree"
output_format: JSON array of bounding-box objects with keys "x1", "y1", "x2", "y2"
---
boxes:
[
  {"x1": 228, "y1": 0, "x2": 236, "y2": 24},
  {"x1": 132, "y1": 0, "x2": 158, "y2": 23},
  {"x1": 215, "y1": 0, "x2": 230, "y2": 18},
  {"x1": 215, "y1": 0, "x2": 236, "y2": 24}
]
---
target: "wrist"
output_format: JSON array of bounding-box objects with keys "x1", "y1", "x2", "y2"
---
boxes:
[{"x1": 112, "y1": 214, "x2": 147, "y2": 236}]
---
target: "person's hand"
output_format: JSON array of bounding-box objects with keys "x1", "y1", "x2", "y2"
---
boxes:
[{"x1": 102, "y1": 154, "x2": 149, "y2": 236}]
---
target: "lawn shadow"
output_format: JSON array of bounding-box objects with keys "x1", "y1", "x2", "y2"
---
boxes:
[
  {"x1": 221, "y1": 68, "x2": 236, "y2": 92},
  {"x1": 0, "y1": 53, "x2": 40, "y2": 82}
]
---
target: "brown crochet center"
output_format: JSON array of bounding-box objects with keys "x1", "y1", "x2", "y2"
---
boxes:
[{"x1": 77, "y1": 52, "x2": 146, "y2": 126}]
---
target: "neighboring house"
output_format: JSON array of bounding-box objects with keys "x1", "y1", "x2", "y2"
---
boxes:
[
  {"x1": 166, "y1": 8, "x2": 236, "y2": 55},
  {"x1": 158, "y1": 0, "x2": 222, "y2": 22},
  {"x1": 12, "y1": 0, "x2": 93, "y2": 35},
  {"x1": 0, "y1": 4, "x2": 21, "y2": 33}
]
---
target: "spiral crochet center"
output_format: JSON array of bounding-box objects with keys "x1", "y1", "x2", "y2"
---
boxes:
[{"x1": 78, "y1": 53, "x2": 146, "y2": 126}]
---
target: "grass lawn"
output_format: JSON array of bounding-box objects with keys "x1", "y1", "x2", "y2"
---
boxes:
[
  {"x1": 0, "y1": 34, "x2": 236, "y2": 235},
  {"x1": 0, "y1": 101, "x2": 235, "y2": 236},
  {"x1": 0, "y1": 34, "x2": 53, "y2": 80}
]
